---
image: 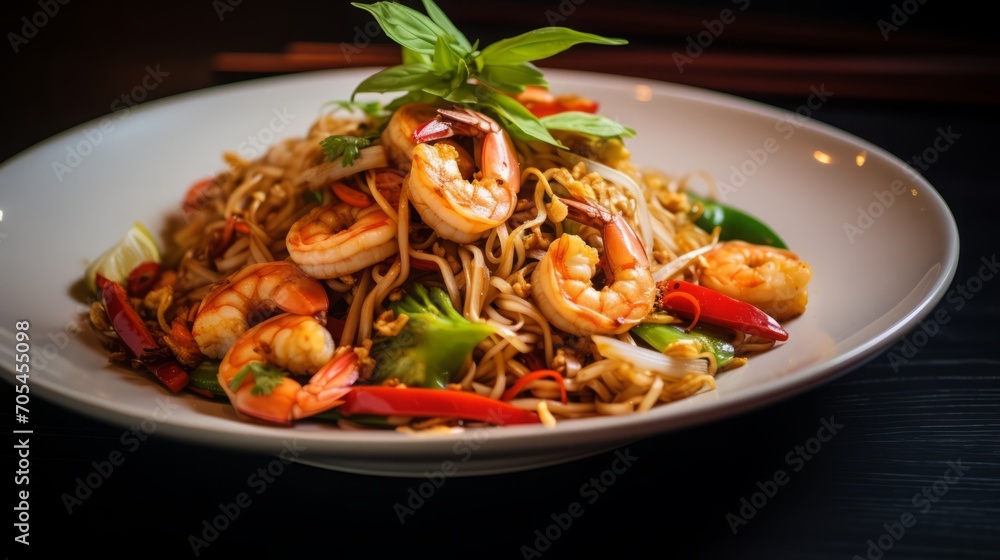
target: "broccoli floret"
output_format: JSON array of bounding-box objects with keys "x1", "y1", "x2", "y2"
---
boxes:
[{"x1": 370, "y1": 284, "x2": 494, "y2": 388}]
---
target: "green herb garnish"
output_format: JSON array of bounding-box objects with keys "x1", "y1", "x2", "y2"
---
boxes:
[
  {"x1": 349, "y1": 0, "x2": 629, "y2": 147},
  {"x1": 228, "y1": 362, "x2": 288, "y2": 397},
  {"x1": 326, "y1": 100, "x2": 387, "y2": 119},
  {"x1": 320, "y1": 135, "x2": 373, "y2": 166},
  {"x1": 541, "y1": 111, "x2": 636, "y2": 138}
]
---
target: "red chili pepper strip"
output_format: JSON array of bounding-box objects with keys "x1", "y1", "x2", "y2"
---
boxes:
[
  {"x1": 146, "y1": 361, "x2": 190, "y2": 394},
  {"x1": 501, "y1": 369, "x2": 568, "y2": 404},
  {"x1": 514, "y1": 86, "x2": 600, "y2": 118},
  {"x1": 182, "y1": 177, "x2": 215, "y2": 215},
  {"x1": 560, "y1": 97, "x2": 599, "y2": 113},
  {"x1": 95, "y1": 272, "x2": 113, "y2": 291},
  {"x1": 339, "y1": 386, "x2": 540, "y2": 426},
  {"x1": 658, "y1": 280, "x2": 788, "y2": 342},
  {"x1": 102, "y1": 282, "x2": 158, "y2": 355},
  {"x1": 212, "y1": 215, "x2": 238, "y2": 259},
  {"x1": 101, "y1": 282, "x2": 189, "y2": 392},
  {"x1": 331, "y1": 181, "x2": 372, "y2": 208},
  {"x1": 660, "y1": 291, "x2": 701, "y2": 331},
  {"x1": 408, "y1": 253, "x2": 442, "y2": 271},
  {"x1": 233, "y1": 220, "x2": 251, "y2": 235},
  {"x1": 125, "y1": 261, "x2": 160, "y2": 298}
]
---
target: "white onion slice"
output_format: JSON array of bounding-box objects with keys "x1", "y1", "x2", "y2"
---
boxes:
[
  {"x1": 592, "y1": 335, "x2": 708, "y2": 378},
  {"x1": 298, "y1": 145, "x2": 387, "y2": 189},
  {"x1": 651, "y1": 240, "x2": 718, "y2": 282}
]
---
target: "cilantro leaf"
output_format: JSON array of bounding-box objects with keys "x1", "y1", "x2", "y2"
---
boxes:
[
  {"x1": 229, "y1": 362, "x2": 288, "y2": 397},
  {"x1": 321, "y1": 135, "x2": 372, "y2": 166}
]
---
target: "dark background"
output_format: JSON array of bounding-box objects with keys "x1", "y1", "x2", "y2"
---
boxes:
[{"x1": 3, "y1": 1, "x2": 998, "y2": 558}]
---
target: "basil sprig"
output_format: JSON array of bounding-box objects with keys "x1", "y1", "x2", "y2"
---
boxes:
[
  {"x1": 350, "y1": 0, "x2": 631, "y2": 147},
  {"x1": 541, "y1": 111, "x2": 636, "y2": 138}
]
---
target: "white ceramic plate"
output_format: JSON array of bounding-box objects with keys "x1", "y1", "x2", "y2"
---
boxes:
[{"x1": 0, "y1": 69, "x2": 958, "y2": 476}]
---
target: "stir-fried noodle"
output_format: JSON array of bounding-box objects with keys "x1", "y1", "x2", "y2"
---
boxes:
[{"x1": 92, "y1": 99, "x2": 800, "y2": 428}]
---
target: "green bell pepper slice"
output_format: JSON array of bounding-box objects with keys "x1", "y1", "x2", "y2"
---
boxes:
[
  {"x1": 688, "y1": 194, "x2": 788, "y2": 249},
  {"x1": 188, "y1": 360, "x2": 226, "y2": 397},
  {"x1": 632, "y1": 323, "x2": 735, "y2": 367}
]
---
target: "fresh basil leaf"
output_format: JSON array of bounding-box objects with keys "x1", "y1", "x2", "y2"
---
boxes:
[
  {"x1": 541, "y1": 111, "x2": 636, "y2": 138},
  {"x1": 451, "y1": 58, "x2": 471, "y2": 90},
  {"x1": 422, "y1": 0, "x2": 472, "y2": 52},
  {"x1": 480, "y1": 90, "x2": 564, "y2": 147},
  {"x1": 351, "y1": 2, "x2": 445, "y2": 54},
  {"x1": 479, "y1": 27, "x2": 626, "y2": 66},
  {"x1": 479, "y1": 62, "x2": 547, "y2": 94},
  {"x1": 431, "y1": 35, "x2": 462, "y2": 74},
  {"x1": 353, "y1": 63, "x2": 448, "y2": 96},
  {"x1": 441, "y1": 80, "x2": 479, "y2": 105},
  {"x1": 401, "y1": 46, "x2": 431, "y2": 65},
  {"x1": 383, "y1": 90, "x2": 441, "y2": 114}
]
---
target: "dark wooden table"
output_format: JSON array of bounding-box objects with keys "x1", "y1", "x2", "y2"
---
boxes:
[{"x1": 3, "y1": 1, "x2": 998, "y2": 558}]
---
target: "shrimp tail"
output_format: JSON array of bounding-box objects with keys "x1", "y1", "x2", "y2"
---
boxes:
[{"x1": 412, "y1": 117, "x2": 454, "y2": 142}]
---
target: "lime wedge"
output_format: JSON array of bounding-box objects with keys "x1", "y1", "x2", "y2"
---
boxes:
[{"x1": 85, "y1": 222, "x2": 161, "y2": 294}]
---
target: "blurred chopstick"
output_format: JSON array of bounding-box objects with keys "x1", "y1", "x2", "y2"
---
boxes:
[{"x1": 212, "y1": 43, "x2": 1000, "y2": 104}]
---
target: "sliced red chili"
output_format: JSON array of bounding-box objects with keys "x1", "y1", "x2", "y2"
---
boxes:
[
  {"x1": 145, "y1": 361, "x2": 190, "y2": 394},
  {"x1": 331, "y1": 181, "x2": 372, "y2": 208},
  {"x1": 660, "y1": 291, "x2": 701, "y2": 331},
  {"x1": 212, "y1": 215, "x2": 238, "y2": 259},
  {"x1": 408, "y1": 253, "x2": 442, "y2": 271},
  {"x1": 658, "y1": 280, "x2": 788, "y2": 342},
  {"x1": 501, "y1": 369, "x2": 568, "y2": 404},
  {"x1": 95, "y1": 272, "x2": 113, "y2": 291},
  {"x1": 125, "y1": 261, "x2": 160, "y2": 298},
  {"x1": 182, "y1": 178, "x2": 215, "y2": 215},
  {"x1": 515, "y1": 86, "x2": 600, "y2": 118},
  {"x1": 101, "y1": 281, "x2": 189, "y2": 392},
  {"x1": 339, "y1": 386, "x2": 540, "y2": 426}
]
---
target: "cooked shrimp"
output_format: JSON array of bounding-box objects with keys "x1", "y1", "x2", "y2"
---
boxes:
[
  {"x1": 406, "y1": 107, "x2": 521, "y2": 243},
  {"x1": 286, "y1": 202, "x2": 397, "y2": 278},
  {"x1": 218, "y1": 313, "x2": 358, "y2": 424},
  {"x1": 698, "y1": 240, "x2": 811, "y2": 321},
  {"x1": 532, "y1": 198, "x2": 655, "y2": 335},
  {"x1": 380, "y1": 103, "x2": 442, "y2": 171},
  {"x1": 192, "y1": 261, "x2": 328, "y2": 358}
]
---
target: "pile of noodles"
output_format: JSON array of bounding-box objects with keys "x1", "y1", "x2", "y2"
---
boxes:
[{"x1": 164, "y1": 105, "x2": 753, "y2": 428}]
